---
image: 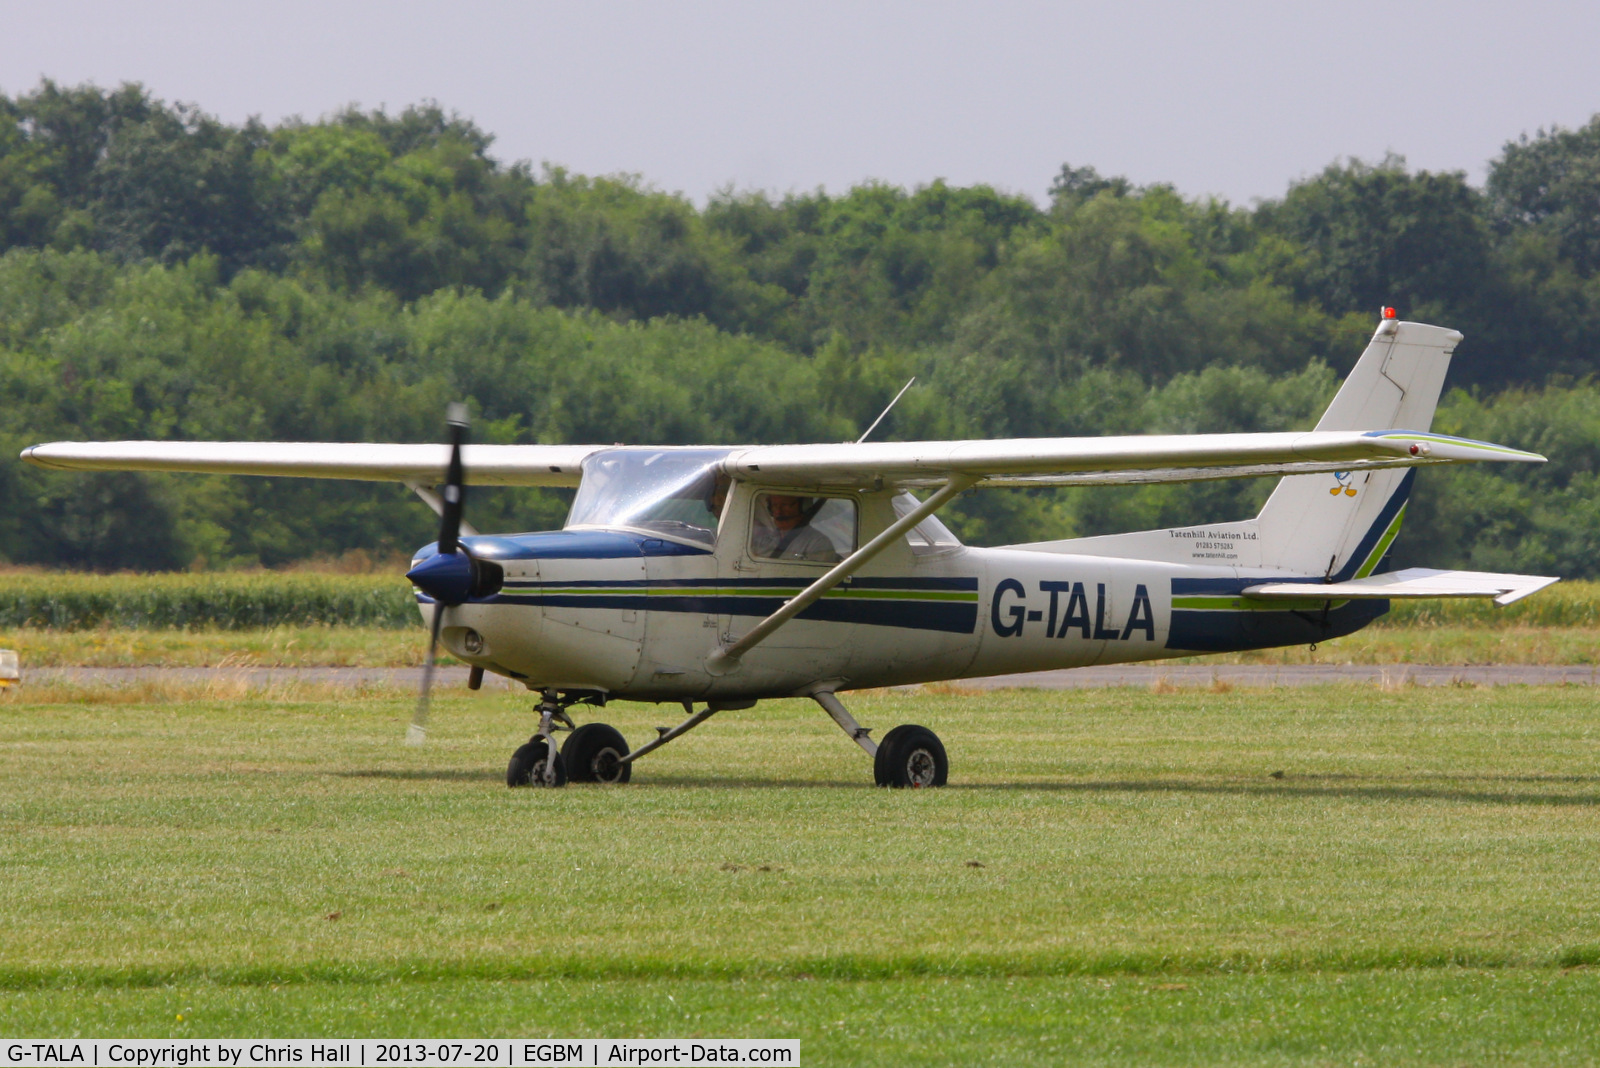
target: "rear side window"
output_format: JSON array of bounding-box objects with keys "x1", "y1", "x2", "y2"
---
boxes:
[{"x1": 893, "y1": 492, "x2": 963, "y2": 555}]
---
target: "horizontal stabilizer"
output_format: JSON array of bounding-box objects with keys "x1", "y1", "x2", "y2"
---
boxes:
[{"x1": 1243, "y1": 568, "x2": 1559, "y2": 607}]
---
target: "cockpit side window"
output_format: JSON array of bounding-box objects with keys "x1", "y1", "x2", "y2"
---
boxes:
[{"x1": 750, "y1": 494, "x2": 857, "y2": 564}]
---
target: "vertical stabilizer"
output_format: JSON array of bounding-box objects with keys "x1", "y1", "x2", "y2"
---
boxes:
[{"x1": 1256, "y1": 318, "x2": 1461, "y2": 577}]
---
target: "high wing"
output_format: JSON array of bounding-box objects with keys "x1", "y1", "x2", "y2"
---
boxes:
[
  {"x1": 720, "y1": 429, "x2": 1544, "y2": 488},
  {"x1": 21, "y1": 428, "x2": 1542, "y2": 488},
  {"x1": 19, "y1": 441, "x2": 600, "y2": 487}
]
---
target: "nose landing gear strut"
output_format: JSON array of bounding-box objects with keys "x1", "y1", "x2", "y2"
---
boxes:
[
  {"x1": 507, "y1": 690, "x2": 726, "y2": 788},
  {"x1": 507, "y1": 690, "x2": 575, "y2": 787}
]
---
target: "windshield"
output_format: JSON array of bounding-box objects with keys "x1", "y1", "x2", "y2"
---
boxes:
[{"x1": 566, "y1": 448, "x2": 733, "y2": 548}]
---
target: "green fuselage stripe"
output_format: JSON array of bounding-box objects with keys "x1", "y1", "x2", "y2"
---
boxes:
[{"x1": 1172, "y1": 595, "x2": 1341, "y2": 612}]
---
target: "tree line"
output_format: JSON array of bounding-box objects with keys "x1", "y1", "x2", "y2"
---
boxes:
[{"x1": 1, "y1": 80, "x2": 1596, "y2": 576}]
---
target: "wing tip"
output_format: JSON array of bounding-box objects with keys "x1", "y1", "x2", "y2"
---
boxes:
[{"x1": 1492, "y1": 575, "x2": 1561, "y2": 606}]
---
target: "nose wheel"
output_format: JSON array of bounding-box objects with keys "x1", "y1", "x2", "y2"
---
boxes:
[
  {"x1": 508, "y1": 689, "x2": 636, "y2": 788},
  {"x1": 507, "y1": 736, "x2": 567, "y2": 787},
  {"x1": 507, "y1": 690, "x2": 577, "y2": 788}
]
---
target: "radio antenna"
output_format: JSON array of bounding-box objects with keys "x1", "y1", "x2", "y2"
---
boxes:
[{"x1": 855, "y1": 377, "x2": 916, "y2": 444}]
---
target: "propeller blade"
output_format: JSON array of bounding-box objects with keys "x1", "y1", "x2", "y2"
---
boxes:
[
  {"x1": 409, "y1": 402, "x2": 470, "y2": 746},
  {"x1": 437, "y1": 402, "x2": 469, "y2": 555},
  {"x1": 408, "y1": 590, "x2": 447, "y2": 745}
]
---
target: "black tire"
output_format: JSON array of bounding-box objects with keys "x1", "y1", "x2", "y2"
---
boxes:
[
  {"x1": 874, "y1": 724, "x2": 948, "y2": 788},
  {"x1": 507, "y1": 735, "x2": 568, "y2": 787},
  {"x1": 562, "y1": 723, "x2": 632, "y2": 784}
]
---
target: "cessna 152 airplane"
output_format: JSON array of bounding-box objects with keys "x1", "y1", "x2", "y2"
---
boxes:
[{"x1": 21, "y1": 313, "x2": 1558, "y2": 788}]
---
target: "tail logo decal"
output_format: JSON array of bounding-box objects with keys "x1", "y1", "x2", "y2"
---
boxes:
[
  {"x1": 1329, "y1": 471, "x2": 1357, "y2": 497},
  {"x1": 1331, "y1": 468, "x2": 1417, "y2": 582}
]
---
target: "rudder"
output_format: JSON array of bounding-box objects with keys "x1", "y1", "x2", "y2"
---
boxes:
[{"x1": 1256, "y1": 318, "x2": 1462, "y2": 577}]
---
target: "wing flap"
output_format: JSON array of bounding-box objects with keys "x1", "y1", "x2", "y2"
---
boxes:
[
  {"x1": 1244, "y1": 568, "x2": 1560, "y2": 607},
  {"x1": 20, "y1": 441, "x2": 600, "y2": 487}
]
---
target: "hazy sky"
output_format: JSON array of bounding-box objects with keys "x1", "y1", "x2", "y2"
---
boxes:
[{"x1": 5, "y1": 0, "x2": 1599, "y2": 206}]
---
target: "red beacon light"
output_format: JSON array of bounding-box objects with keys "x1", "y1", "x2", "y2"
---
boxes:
[{"x1": 1382, "y1": 306, "x2": 1397, "y2": 319}]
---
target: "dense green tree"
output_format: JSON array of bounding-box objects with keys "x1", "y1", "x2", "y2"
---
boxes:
[
  {"x1": 0, "y1": 81, "x2": 1594, "y2": 573},
  {"x1": 91, "y1": 107, "x2": 283, "y2": 271},
  {"x1": 1047, "y1": 162, "x2": 1133, "y2": 209},
  {"x1": 273, "y1": 115, "x2": 530, "y2": 300},
  {"x1": 1260, "y1": 156, "x2": 1490, "y2": 314},
  {"x1": 1253, "y1": 156, "x2": 1520, "y2": 383},
  {"x1": 0, "y1": 82, "x2": 288, "y2": 274},
  {"x1": 1489, "y1": 117, "x2": 1600, "y2": 277},
  {"x1": 932, "y1": 185, "x2": 1355, "y2": 445},
  {"x1": 0, "y1": 251, "x2": 850, "y2": 567},
  {"x1": 1479, "y1": 122, "x2": 1600, "y2": 383},
  {"x1": 1402, "y1": 384, "x2": 1600, "y2": 577},
  {"x1": 519, "y1": 169, "x2": 777, "y2": 330},
  {"x1": 705, "y1": 181, "x2": 1044, "y2": 353},
  {"x1": 9, "y1": 80, "x2": 156, "y2": 207}
]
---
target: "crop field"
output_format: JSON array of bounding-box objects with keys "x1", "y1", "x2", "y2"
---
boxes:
[
  {"x1": 8, "y1": 621, "x2": 1600, "y2": 670},
  {"x1": 0, "y1": 572, "x2": 415, "y2": 630},
  {"x1": 2, "y1": 683, "x2": 1598, "y2": 1064}
]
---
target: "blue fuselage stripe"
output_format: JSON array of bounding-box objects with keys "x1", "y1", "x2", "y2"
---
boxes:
[{"x1": 489, "y1": 592, "x2": 979, "y2": 633}]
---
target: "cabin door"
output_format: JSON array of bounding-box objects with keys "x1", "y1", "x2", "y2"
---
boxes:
[{"x1": 715, "y1": 486, "x2": 860, "y2": 680}]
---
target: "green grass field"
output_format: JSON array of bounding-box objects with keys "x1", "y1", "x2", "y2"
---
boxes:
[{"x1": 2, "y1": 684, "x2": 1598, "y2": 1063}]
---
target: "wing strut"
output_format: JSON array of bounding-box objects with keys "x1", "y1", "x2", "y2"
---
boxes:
[
  {"x1": 405, "y1": 481, "x2": 480, "y2": 537},
  {"x1": 706, "y1": 476, "x2": 976, "y2": 675}
]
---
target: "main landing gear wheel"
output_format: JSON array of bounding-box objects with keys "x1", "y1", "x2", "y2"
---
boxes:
[
  {"x1": 874, "y1": 724, "x2": 948, "y2": 788},
  {"x1": 562, "y1": 723, "x2": 632, "y2": 784},
  {"x1": 507, "y1": 735, "x2": 567, "y2": 787}
]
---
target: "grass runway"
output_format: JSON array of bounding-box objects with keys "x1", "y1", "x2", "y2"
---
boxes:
[{"x1": 2, "y1": 683, "x2": 1598, "y2": 1064}]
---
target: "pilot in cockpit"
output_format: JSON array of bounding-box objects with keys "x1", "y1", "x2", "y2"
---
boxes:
[{"x1": 752, "y1": 494, "x2": 841, "y2": 563}]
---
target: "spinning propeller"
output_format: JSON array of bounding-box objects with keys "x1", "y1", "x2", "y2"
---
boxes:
[{"x1": 404, "y1": 403, "x2": 494, "y2": 744}]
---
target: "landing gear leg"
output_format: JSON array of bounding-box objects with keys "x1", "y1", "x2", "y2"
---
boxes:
[
  {"x1": 811, "y1": 689, "x2": 947, "y2": 787},
  {"x1": 811, "y1": 691, "x2": 877, "y2": 757},
  {"x1": 507, "y1": 689, "x2": 574, "y2": 788}
]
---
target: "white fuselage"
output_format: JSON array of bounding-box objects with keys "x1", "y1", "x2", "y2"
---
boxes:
[{"x1": 421, "y1": 485, "x2": 1382, "y2": 702}]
